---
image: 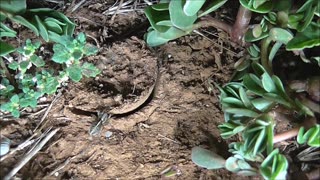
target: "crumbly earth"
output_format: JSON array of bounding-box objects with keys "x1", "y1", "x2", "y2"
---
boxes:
[{"x1": 1, "y1": 1, "x2": 266, "y2": 179}]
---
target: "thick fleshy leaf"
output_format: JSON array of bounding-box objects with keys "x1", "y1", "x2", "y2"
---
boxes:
[
  {"x1": 0, "y1": 0, "x2": 26, "y2": 14},
  {"x1": 0, "y1": 23, "x2": 17, "y2": 38},
  {"x1": 222, "y1": 97, "x2": 244, "y2": 107},
  {"x1": 158, "y1": 26, "x2": 190, "y2": 39},
  {"x1": 144, "y1": 6, "x2": 170, "y2": 33},
  {"x1": 199, "y1": 0, "x2": 227, "y2": 17},
  {"x1": 269, "y1": 28, "x2": 293, "y2": 44},
  {"x1": 287, "y1": 22, "x2": 320, "y2": 50},
  {"x1": 35, "y1": 15, "x2": 49, "y2": 42},
  {"x1": 225, "y1": 157, "x2": 240, "y2": 172},
  {"x1": 240, "y1": 0, "x2": 273, "y2": 13},
  {"x1": 253, "y1": 128, "x2": 266, "y2": 155},
  {"x1": 261, "y1": 72, "x2": 276, "y2": 93},
  {"x1": 169, "y1": 0, "x2": 197, "y2": 30},
  {"x1": 145, "y1": 30, "x2": 169, "y2": 47},
  {"x1": 10, "y1": 15, "x2": 39, "y2": 36},
  {"x1": 192, "y1": 147, "x2": 225, "y2": 169},
  {"x1": 225, "y1": 108, "x2": 259, "y2": 117},
  {"x1": 44, "y1": 20, "x2": 62, "y2": 34},
  {"x1": 245, "y1": 26, "x2": 269, "y2": 42},
  {"x1": 243, "y1": 74, "x2": 265, "y2": 96},
  {"x1": 0, "y1": 41, "x2": 15, "y2": 56},
  {"x1": 151, "y1": 3, "x2": 169, "y2": 11},
  {"x1": 183, "y1": 0, "x2": 205, "y2": 16},
  {"x1": 269, "y1": 41, "x2": 282, "y2": 62}
]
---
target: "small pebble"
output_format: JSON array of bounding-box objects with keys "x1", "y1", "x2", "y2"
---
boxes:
[
  {"x1": 0, "y1": 136, "x2": 11, "y2": 156},
  {"x1": 105, "y1": 131, "x2": 113, "y2": 139}
]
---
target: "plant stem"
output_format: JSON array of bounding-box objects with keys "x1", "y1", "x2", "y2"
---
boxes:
[
  {"x1": 195, "y1": 16, "x2": 232, "y2": 35},
  {"x1": 273, "y1": 117, "x2": 317, "y2": 143},
  {"x1": 261, "y1": 37, "x2": 273, "y2": 75},
  {"x1": 231, "y1": 5, "x2": 252, "y2": 45},
  {"x1": 195, "y1": 5, "x2": 252, "y2": 47}
]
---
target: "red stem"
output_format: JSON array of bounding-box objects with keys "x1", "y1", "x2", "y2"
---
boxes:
[{"x1": 231, "y1": 5, "x2": 252, "y2": 45}]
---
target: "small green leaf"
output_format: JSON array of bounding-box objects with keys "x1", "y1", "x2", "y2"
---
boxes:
[
  {"x1": 19, "y1": 61, "x2": 31, "y2": 71},
  {"x1": 81, "y1": 62, "x2": 101, "y2": 77},
  {"x1": 83, "y1": 44, "x2": 98, "y2": 56},
  {"x1": 72, "y1": 49, "x2": 83, "y2": 60},
  {"x1": 67, "y1": 65, "x2": 82, "y2": 82},
  {"x1": 10, "y1": 94, "x2": 19, "y2": 103},
  {"x1": 191, "y1": 147, "x2": 225, "y2": 169},
  {"x1": 52, "y1": 44, "x2": 71, "y2": 63},
  {"x1": 245, "y1": 28, "x2": 269, "y2": 42},
  {"x1": 77, "y1": 32, "x2": 86, "y2": 43},
  {"x1": 252, "y1": 24, "x2": 262, "y2": 38},
  {"x1": 30, "y1": 55, "x2": 45, "y2": 67}
]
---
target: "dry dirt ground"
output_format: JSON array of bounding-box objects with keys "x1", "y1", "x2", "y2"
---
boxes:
[{"x1": 0, "y1": 1, "x2": 261, "y2": 179}]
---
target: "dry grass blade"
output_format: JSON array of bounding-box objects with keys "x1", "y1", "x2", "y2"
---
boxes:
[
  {"x1": 3, "y1": 128, "x2": 60, "y2": 180},
  {"x1": 33, "y1": 90, "x2": 62, "y2": 132},
  {"x1": 193, "y1": 30, "x2": 238, "y2": 56},
  {"x1": 71, "y1": 0, "x2": 87, "y2": 12},
  {"x1": 103, "y1": 0, "x2": 157, "y2": 15}
]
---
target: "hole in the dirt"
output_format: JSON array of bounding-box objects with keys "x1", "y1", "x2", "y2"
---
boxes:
[
  {"x1": 181, "y1": 79, "x2": 203, "y2": 87},
  {"x1": 273, "y1": 50, "x2": 320, "y2": 81},
  {"x1": 89, "y1": 81, "x2": 143, "y2": 98}
]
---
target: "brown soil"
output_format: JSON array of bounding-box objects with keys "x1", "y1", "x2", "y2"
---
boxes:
[{"x1": 0, "y1": 1, "x2": 261, "y2": 180}]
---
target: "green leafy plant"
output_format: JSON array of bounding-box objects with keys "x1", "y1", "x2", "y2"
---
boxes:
[
  {"x1": 144, "y1": 0, "x2": 227, "y2": 46},
  {"x1": 1, "y1": 34, "x2": 100, "y2": 117},
  {"x1": 0, "y1": 0, "x2": 75, "y2": 56},
  {"x1": 297, "y1": 124, "x2": 320, "y2": 147},
  {"x1": 0, "y1": 1, "x2": 101, "y2": 118},
  {"x1": 0, "y1": 33, "x2": 100, "y2": 117},
  {"x1": 259, "y1": 149, "x2": 289, "y2": 180}
]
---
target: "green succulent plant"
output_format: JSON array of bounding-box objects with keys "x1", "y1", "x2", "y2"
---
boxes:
[
  {"x1": 297, "y1": 124, "x2": 320, "y2": 147},
  {"x1": 144, "y1": 0, "x2": 320, "y2": 179},
  {"x1": 0, "y1": 0, "x2": 75, "y2": 56},
  {"x1": 144, "y1": 0, "x2": 227, "y2": 46}
]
